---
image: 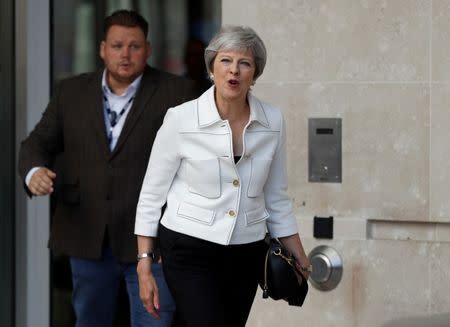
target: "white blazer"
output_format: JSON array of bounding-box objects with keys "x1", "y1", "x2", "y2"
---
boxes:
[{"x1": 135, "y1": 86, "x2": 298, "y2": 245}]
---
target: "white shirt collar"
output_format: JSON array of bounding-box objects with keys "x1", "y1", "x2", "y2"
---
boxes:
[{"x1": 101, "y1": 69, "x2": 143, "y2": 97}]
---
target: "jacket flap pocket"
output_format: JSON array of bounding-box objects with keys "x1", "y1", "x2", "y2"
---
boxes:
[
  {"x1": 177, "y1": 202, "x2": 216, "y2": 225},
  {"x1": 185, "y1": 158, "x2": 221, "y2": 199},
  {"x1": 247, "y1": 158, "x2": 272, "y2": 198},
  {"x1": 245, "y1": 206, "x2": 269, "y2": 226}
]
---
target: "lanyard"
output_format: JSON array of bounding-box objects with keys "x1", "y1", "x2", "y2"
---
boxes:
[{"x1": 102, "y1": 93, "x2": 134, "y2": 144}]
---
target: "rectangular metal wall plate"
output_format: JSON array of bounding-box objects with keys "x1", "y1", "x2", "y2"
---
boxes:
[{"x1": 308, "y1": 118, "x2": 342, "y2": 183}]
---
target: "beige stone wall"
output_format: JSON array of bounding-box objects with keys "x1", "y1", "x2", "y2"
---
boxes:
[{"x1": 222, "y1": 1, "x2": 450, "y2": 326}]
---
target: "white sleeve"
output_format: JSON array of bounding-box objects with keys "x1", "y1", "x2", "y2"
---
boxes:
[
  {"x1": 134, "y1": 108, "x2": 181, "y2": 237},
  {"x1": 264, "y1": 113, "x2": 298, "y2": 238},
  {"x1": 25, "y1": 167, "x2": 42, "y2": 186}
]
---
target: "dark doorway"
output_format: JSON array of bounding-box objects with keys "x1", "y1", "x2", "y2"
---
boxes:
[{"x1": 0, "y1": 0, "x2": 16, "y2": 326}]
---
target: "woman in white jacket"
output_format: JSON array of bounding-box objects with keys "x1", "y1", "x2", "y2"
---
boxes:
[{"x1": 135, "y1": 25, "x2": 311, "y2": 326}]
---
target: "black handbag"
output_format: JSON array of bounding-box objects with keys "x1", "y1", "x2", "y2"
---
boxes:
[{"x1": 260, "y1": 236, "x2": 309, "y2": 306}]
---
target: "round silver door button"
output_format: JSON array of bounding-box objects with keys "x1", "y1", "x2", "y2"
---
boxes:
[
  {"x1": 308, "y1": 245, "x2": 343, "y2": 291},
  {"x1": 310, "y1": 253, "x2": 332, "y2": 283}
]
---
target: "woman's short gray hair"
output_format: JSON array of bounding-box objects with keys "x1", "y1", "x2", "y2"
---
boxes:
[{"x1": 205, "y1": 25, "x2": 267, "y2": 81}]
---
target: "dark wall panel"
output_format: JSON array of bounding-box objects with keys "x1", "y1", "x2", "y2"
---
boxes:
[{"x1": 0, "y1": 0, "x2": 16, "y2": 326}]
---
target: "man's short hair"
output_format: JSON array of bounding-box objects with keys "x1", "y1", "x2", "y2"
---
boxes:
[{"x1": 103, "y1": 9, "x2": 149, "y2": 39}]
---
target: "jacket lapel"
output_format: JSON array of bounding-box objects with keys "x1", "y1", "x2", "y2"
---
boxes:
[
  {"x1": 248, "y1": 92, "x2": 270, "y2": 128},
  {"x1": 109, "y1": 66, "x2": 158, "y2": 159},
  {"x1": 88, "y1": 70, "x2": 111, "y2": 158}
]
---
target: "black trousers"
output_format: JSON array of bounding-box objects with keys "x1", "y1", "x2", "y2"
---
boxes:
[{"x1": 159, "y1": 224, "x2": 267, "y2": 327}]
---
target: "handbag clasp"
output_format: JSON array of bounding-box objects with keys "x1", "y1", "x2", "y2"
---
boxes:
[{"x1": 272, "y1": 248, "x2": 296, "y2": 267}]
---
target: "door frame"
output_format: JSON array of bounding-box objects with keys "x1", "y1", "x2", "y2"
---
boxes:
[{"x1": 15, "y1": 0, "x2": 51, "y2": 326}]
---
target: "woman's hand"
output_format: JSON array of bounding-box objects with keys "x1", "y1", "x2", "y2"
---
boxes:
[
  {"x1": 137, "y1": 259, "x2": 161, "y2": 320},
  {"x1": 278, "y1": 233, "x2": 312, "y2": 279},
  {"x1": 294, "y1": 254, "x2": 312, "y2": 280}
]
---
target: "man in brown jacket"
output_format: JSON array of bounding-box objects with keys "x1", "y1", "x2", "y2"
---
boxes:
[{"x1": 18, "y1": 9, "x2": 197, "y2": 327}]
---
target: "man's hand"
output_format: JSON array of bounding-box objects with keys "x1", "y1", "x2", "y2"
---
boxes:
[{"x1": 28, "y1": 167, "x2": 56, "y2": 196}]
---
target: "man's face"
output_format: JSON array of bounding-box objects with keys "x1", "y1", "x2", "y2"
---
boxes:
[{"x1": 100, "y1": 25, "x2": 151, "y2": 88}]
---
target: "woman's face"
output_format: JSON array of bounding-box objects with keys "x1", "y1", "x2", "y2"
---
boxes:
[{"x1": 212, "y1": 48, "x2": 256, "y2": 103}]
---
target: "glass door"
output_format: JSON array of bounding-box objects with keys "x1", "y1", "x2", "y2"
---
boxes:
[{"x1": 50, "y1": 1, "x2": 220, "y2": 325}]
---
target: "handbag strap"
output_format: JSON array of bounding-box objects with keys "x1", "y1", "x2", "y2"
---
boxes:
[
  {"x1": 270, "y1": 239, "x2": 296, "y2": 267},
  {"x1": 272, "y1": 246, "x2": 296, "y2": 267}
]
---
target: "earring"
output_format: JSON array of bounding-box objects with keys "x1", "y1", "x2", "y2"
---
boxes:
[{"x1": 209, "y1": 73, "x2": 214, "y2": 80}]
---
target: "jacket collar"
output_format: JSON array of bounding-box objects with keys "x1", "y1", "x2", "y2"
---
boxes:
[{"x1": 197, "y1": 86, "x2": 270, "y2": 129}]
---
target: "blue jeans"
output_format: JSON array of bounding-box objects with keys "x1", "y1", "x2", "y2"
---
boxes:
[{"x1": 70, "y1": 247, "x2": 175, "y2": 327}]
